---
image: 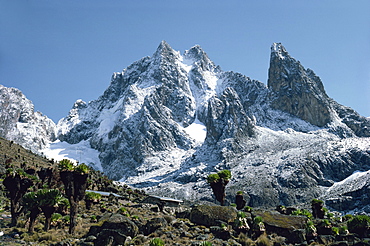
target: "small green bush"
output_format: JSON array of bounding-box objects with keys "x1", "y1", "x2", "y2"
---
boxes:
[
  {"x1": 51, "y1": 213, "x2": 62, "y2": 222},
  {"x1": 343, "y1": 214, "x2": 353, "y2": 221},
  {"x1": 347, "y1": 215, "x2": 370, "y2": 237},
  {"x1": 339, "y1": 225, "x2": 349, "y2": 235},
  {"x1": 63, "y1": 215, "x2": 70, "y2": 223},
  {"x1": 237, "y1": 211, "x2": 246, "y2": 218},
  {"x1": 85, "y1": 191, "x2": 102, "y2": 201},
  {"x1": 200, "y1": 242, "x2": 213, "y2": 246},
  {"x1": 321, "y1": 219, "x2": 331, "y2": 227},
  {"x1": 332, "y1": 227, "x2": 339, "y2": 235},
  {"x1": 149, "y1": 237, "x2": 165, "y2": 246},
  {"x1": 90, "y1": 215, "x2": 97, "y2": 222},
  {"x1": 254, "y1": 216, "x2": 263, "y2": 224},
  {"x1": 291, "y1": 209, "x2": 313, "y2": 219}
]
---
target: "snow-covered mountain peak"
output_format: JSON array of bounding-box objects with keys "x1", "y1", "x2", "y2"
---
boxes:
[
  {"x1": 271, "y1": 42, "x2": 289, "y2": 60},
  {"x1": 0, "y1": 84, "x2": 56, "y2": 152},
  {"x1": 183, "y1": 45, "x2": 219, "y2": 72},
  {"x1": 152, "y1": 40, "x2": 182, "y2": 65},
  {"x1": 3, "y1": 42, "x2": 370, "y2": 213}
]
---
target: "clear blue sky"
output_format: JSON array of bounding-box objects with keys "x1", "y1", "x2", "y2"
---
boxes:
[{"x1": 1, "y1": 0, "x2": 369, "y2": 122}]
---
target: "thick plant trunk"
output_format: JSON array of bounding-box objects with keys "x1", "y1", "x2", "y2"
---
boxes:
[
  {"x1": 28, "y1": 207, "x2": 41, "y2": 233},
  {"x1": 210, "y1": 179, "x2": 229, "y2": 206},
  {"x1": 4, "y1": 174, "x2": 34, "y2": 227},
  {"x1": 41, "y1": 206, "x2": 56, "y2": 231},
  {"x1": 235, "y1": 194, "x2": 246, "y2": 210},
  {"x1": 10, "y1": 199, "x2": 19, "y2": 227},
  {"x1": 60, "y1": 170, "x2": 88, "y2": 235},
  {"x1": 69, "y1": 200, "x2": 78, "y2": 234},
  {"x1": 85, "y1": 200, "x2": 93, "y2": 210}
]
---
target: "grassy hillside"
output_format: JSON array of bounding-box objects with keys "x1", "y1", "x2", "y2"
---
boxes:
[{"x1": 0, "y1": 136, "x2": 54, "y2": 172}]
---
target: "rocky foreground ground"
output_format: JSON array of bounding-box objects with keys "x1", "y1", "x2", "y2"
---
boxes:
[{"x1": 1, "y1": 189, "x2": 370, "y2": 246}]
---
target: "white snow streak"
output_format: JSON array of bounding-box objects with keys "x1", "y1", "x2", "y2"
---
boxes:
[
  {"x1": 182, "y1": 118, "x2": 207, "y2": 143},
  {"x1": 42, "y1": 140, "x2": 102, "y2": 171}
]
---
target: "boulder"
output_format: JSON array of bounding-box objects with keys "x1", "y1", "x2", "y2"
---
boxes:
[
  {"x1": 144, "y1": 217, "x2": 168, "y2": 235},
  {"x1": 190, "y1": 205, "x2": 237, "y2": 227},
  {"x1": 252, "y1": 209, "x2": 307, "y2": 241},
  {"x1": 94, "y1": 229, "x2": 127, "y2": 246},
  {"x1": 88, "y1": 213, "x2": 138, "y2": 239}
]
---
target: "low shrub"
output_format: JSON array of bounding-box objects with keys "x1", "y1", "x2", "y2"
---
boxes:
[
  {"x1": 149, "y1": 237, "x2": 165, "y2": 246},
  {"x1": 200, "y1": 242, "x2": 213, "y2": 246},
  {"x1": 347, "y1": 215, "x2": 370, "y2": 237}
]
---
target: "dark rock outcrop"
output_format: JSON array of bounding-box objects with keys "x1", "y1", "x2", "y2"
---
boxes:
[
  {"x1": 268, "y1": 43, "x2": 332, "y2": 127},
  {"x1": 189, "y1": 205, "x2": 237, "y2": 227},
  {"x1": 88, "y1": 213, "x2": 139, "y2": 245}
]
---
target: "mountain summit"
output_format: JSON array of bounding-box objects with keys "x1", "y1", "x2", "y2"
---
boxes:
[{"x1": 1, "y1": 42, "x2": 370, "y2": 212}]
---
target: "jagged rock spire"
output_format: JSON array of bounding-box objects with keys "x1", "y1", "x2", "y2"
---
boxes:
[{"x1": 268, "y1": 43, "x2": 332, "y2": 127}]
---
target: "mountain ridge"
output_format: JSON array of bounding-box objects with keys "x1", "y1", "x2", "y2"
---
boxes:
[{"x1": 1, "y1": 41, "x2": 370, "y2": 213}]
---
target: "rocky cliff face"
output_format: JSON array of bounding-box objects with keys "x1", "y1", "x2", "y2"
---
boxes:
[
  {"x1": 0, "y1": 85, "x2": 56, "y2": 152},
  {"x1": 2, "y1": 42, "x2": 370, "y2": 213},
  {"x1": 268, "y1": 43, "x2": 332, "y2": 127}
]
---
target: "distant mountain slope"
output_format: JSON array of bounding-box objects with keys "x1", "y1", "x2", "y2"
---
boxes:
[
  {"x1": 0, "y1": 85, "x2": 56, "y2": 152},
  {"x1": 1, "y1": 42, "x2": 370, "y2": 212},
  {"x1": 0, "y1": 136, "x2": 53, "y2": 173}
]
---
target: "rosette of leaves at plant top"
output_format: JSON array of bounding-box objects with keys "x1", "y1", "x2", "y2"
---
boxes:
[
  {"x1": 37, "y1": 189, "x2": 68, "y2": 231},
  {"x1": 22, "y1": 191, "x2": 39, "y2": 210},
  {"x1": 311, "y1": 198, "x2": 325, "y2": 219},
  {"x1": 22, "y1": 191, "x2": 42, "y2": 232},
  {"x1": 206, "y1": 173, "x2": 220, "y2": 183},
  {"x1": 37, "y1": 189, "x2": 66, "y2": 208},
  {"x1": 5, "y1": 167, "x2": 38, "y2": 181},
  {"x1": 75, "y1": 163, "x2": 89, "y2": 174},
  {"x1": 237, "y1": 211, "x2": 247, "y2": 218},
  {"x1": 217, "y1": 170, "x2": 231, "y2": 180},
  {"x1": 254, "y1": 216, "x2": 263, "y2": 224},
  {"x1": 320, "y1": 219, "x2": 331, "y2": 227},
  {"x1": 117, "y1": 207, "x2": 130, "y2": 217},
  {"x1": 311, "y1": 199, "x2": 324, "y2": 206},
  {"x1": 58, "y1": 159, "x2": 75, "y2": 171},
  {"x1": 206, "y1": 170, "x2": 232, "y2": 184},
  {"x1": 58, "y1": 159, "x2": 89, "y2": 174},
  {"x1": 339, "y1": 225, "x2": 349, "y2": 235}
]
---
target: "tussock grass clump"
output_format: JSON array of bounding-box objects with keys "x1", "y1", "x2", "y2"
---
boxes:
[
  {"x1": 256, "y1": 234, "x2": 272, "y2": 246},
  {"x1": 238, "y1": 233, "x2": 254, "y2": 246}
]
